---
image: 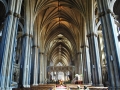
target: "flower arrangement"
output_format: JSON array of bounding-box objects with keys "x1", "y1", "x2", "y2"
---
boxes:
[
  {"x1": 75, "y1": 74, "x2": 83, "y2": 81},
  {"x1": 75, "y1": 74, "x2": 79, "y2": 77}
]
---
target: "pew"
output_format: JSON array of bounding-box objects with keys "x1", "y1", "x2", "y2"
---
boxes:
[
  {"x1": 36, "y1": 84, "x2": 56, "y2": 90},
  {"x1": 13, "y1": 87, "x2": 31, "y2": 90},
  {"x1": 13, "y1": 84, "x2": 56, "y2": 90},
  {"x1": 66, "y1": 84, "x2": 108, "y2": 90},
  {"x1": 69, "y1": 87, "x2": 108, "y2": 90},
  {"x1": 88, "y1": 87, "x2": 108, "y2": 90},
  {"x1": 66, "y1": 84, "x2": 91, "y2": 90}
]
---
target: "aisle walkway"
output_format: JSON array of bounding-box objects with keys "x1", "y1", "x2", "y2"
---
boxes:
[
  {"x1": 56, "y1": 89, "x2": 67, "y2": 90},
  {"x1": 56, "y1": 85, "x2": 67, "y2": 90}
]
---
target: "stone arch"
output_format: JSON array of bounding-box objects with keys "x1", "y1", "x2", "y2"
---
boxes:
[
  {"x1": 113, "y1": 0, "x2": 120, "y2": 15},
  {"x1": 113, "y1": 0, "x2": 120, "y2": 41},
  {"x1": 0, "y1": 0, "x2": 7, "y2": 31},
  {"x1": 113, "y1": 0, "x2": 120, "y2": 22},
  {"x1": 0, "y1": 0, "x2": 7, "y2": 12}
]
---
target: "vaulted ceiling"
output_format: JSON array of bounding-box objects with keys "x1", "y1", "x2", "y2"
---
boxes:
[{"x1": 31, "y1": 0, "x2": 91, "y2": 66}]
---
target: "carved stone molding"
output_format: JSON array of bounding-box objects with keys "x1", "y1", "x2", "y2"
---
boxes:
[
  {"x1": 77, "y1": 52, "x2": 81, "y2": 54},
  {"x1": 87, "y1": 32, "x2": 98, "y2": 37},
  {"x1": 14, "y1": 12, "x2": 21, "y2": 18},
  {"x1": 81, "y1": 45, "x2": 89, "y2": 48},
  {"x1": 22, "y1": 33, "x2": 33, "y2": 38},
  {"x1": 39, "y1": 52, "x2": 44, "y2": 54},
  {"x1": 6, "y1": 10, "x2": 13, "y2": 17},
  {"x1": 98, "y1": 9, "x2": 114, "y2": 18},
  {"x1": 98, "y1": 11, "x2": 105, "y2": 17},
  {"x1": 32, "y1": 45, "x2": 39, "y2": 48}
]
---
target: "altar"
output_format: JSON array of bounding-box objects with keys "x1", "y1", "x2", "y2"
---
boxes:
[{"x1": 59, "y1": 80, "x2": 64, "y2": 85}]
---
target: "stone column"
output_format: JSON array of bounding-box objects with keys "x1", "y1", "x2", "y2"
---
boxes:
[
  {"x1": 53, "y1": 70, "x2": 54, "y2": 80},
  {"x1": 63, "y1": 71, "x2": 66, "y2": 81},
  {"x1": 75, "y1": 60, "x2": 78, "y2": 74},
  {"x1": 48, "y1": 72, "x2": 51, "y2": 81},
  {"x1": 77, "y1": 52, "x2": 82, "y2": 74},
  {"x1": 26, "y1": 42, "x2": 31, "y2": 87},
  {"x1": 0, "y1": 2, "x2": 16, "y2": 89},
  {"x1": 38, "y1": 51, "x2": 40, "y2": 84},
  {"x1": 31, "y1": 22, "x2": 39, "y2": 85},
  {"x1": 56, "y1": 72, "x2": 58, "y2": 81},
  {"x1": 31, "y1": 45, "x2": 39, "y2": 85},
  {"x1": 39, "y1": 52, "x2": 44, "y2": 84},
  {"x1": 19, "y1": 35, "x2": 31, "y2": 87},
  {"x1": 0, "y1": 0, "x2": 22, "y2": 89},
  {"x1": 19, "y1": 0, "x2": 32, "y2": 87},
  {"x1": 44, "y1": 54, "x2": 47, "y2": 83},
  {"x1": 6, "y1": 0, "x2": 23, "y2": 89},
  {"x1": 72, "y1": 72, "x2": 74, "y2": 80},
  {"x1": 97, "y1": 0, "x2": 120, "y2": 89},
  {"x1": 81, "y1": 45, "x2": 91, "y2": 85},
  {"x1": 87, "y1": 33, "x2": 103, "y2": 86}
]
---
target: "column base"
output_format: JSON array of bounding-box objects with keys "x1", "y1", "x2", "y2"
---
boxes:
[
  {"x1": 83, "y1": 82, "x2": 92, "y2": 85},
  {"x1": 92, "y1": 83, "x2": 103, "y2": 86},
  {"x1": 6, "y1": 87, "x2": 12, "y2": 90},
  {"x1": 98, "y1": 84, "x2": 103, "y2": 86},
  {"x1": 23, "y1": 85, "x2": 30, "y2": 87},
  {"x1": 39, "y1": 83, "x2": 44, "y2": 85},
  {"x1": 32, "y1": 84, "x2": 38, "y2": 86},
  {"x1": 86, "y1": 83, "x2": 92, "y2": 85},
  {"x1": 0, "y1": 87, "x2": 12, "y2": 90}
]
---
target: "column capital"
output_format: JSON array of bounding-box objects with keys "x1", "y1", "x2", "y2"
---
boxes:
[
  {"x1": 32, "y1": 45, "x2": 39, "y2": 48},
  {"x1": 81, "y1": 45, "x2": 89, "y2": 48},
  {"x1": 29, "y1": 34, "x2": 33, "y2": 38},
  {"x1": 98, "y1": 9, "x2": 114, "y2": 18},
  {"x1": 22, "y1": 33, "x2": 29, "y2": 37},
  {"x1": 98, "y1": 11, "x2": 105, "y2": 17},
  {"x1": 6, "y1": 10, "x2": 13, "y2": 17},
  {"x1": 86, "y1": 32, "x2": 98, "y2": 37},
  {"x1": 106, "y1": 9, "x2": 114, "y2": 17},
  {"x1": 22, "y1": 33, "x2": 33, "y2": 38},
  {"x1": 14, "y1": 12, "x2": 21, "y2": 18},
  {"x1": 39, "y1": 52, "x2": 44, "y2": 54},
  {"x1": 77, "y1": 52, "x2": 81, "y2": 54}
]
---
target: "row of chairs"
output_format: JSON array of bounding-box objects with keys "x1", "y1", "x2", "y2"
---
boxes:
[{"x1": 13, "y1": 84, "x2": 108, "y2": 90}]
